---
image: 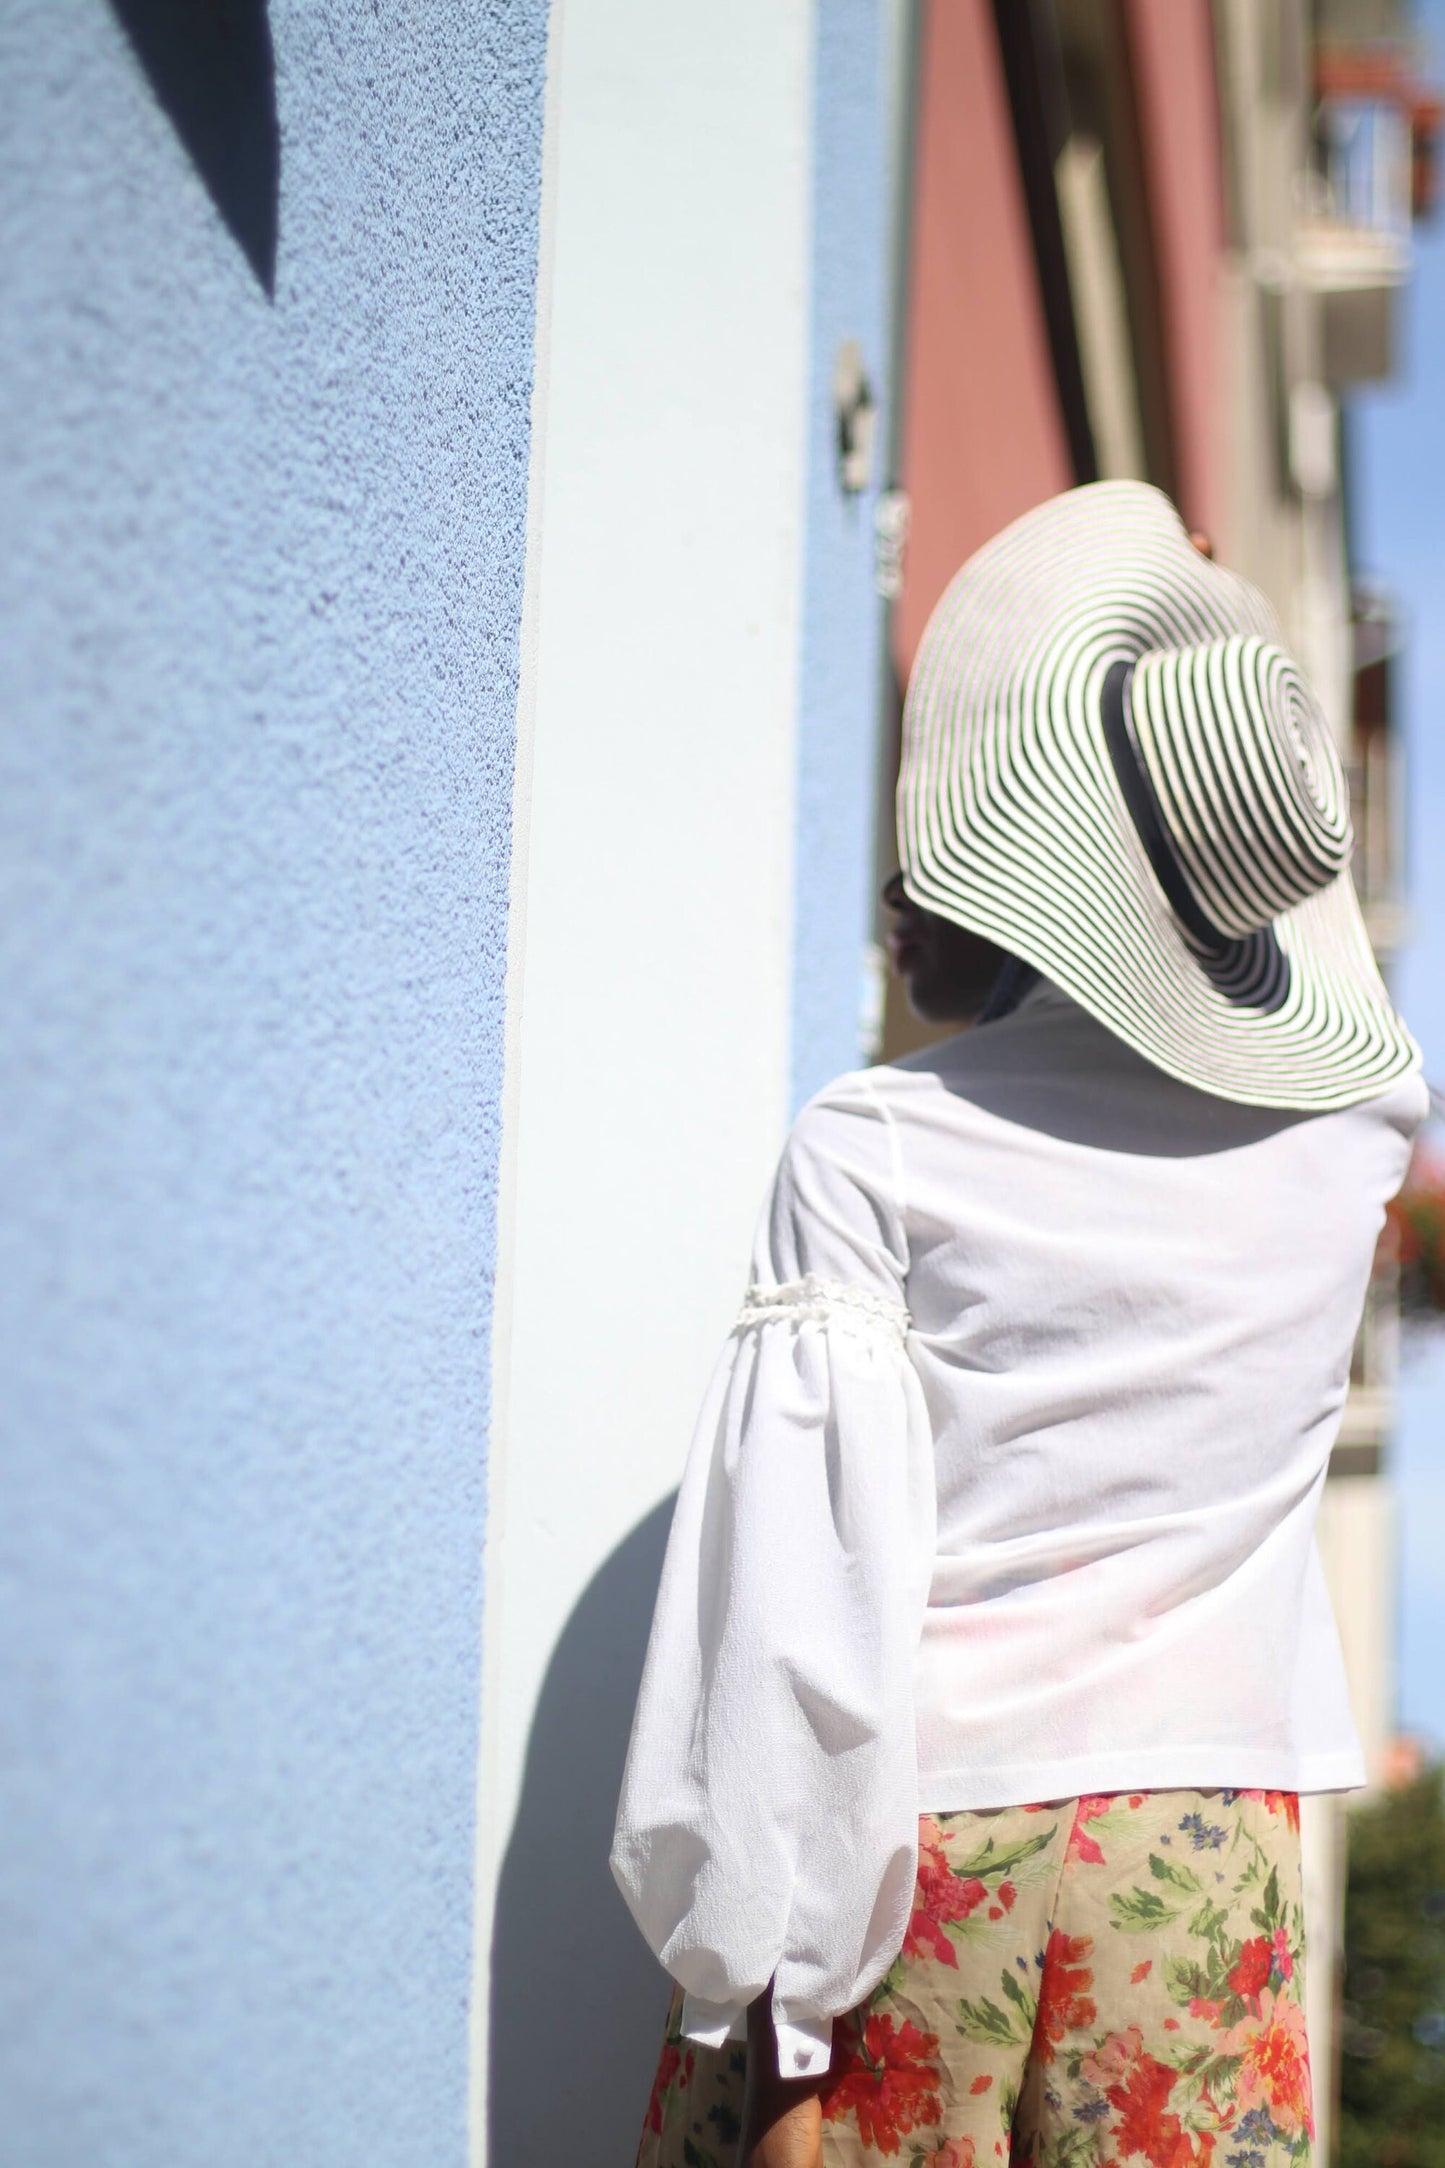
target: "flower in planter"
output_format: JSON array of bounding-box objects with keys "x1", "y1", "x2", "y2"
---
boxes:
[{"x1": 1386, "y1": 1143, "x2": 1445, "y2": 1325}]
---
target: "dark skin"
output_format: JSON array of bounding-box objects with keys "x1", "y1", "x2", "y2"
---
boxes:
[
  {"x1": 740, "y1": 1997, "x2": 839, "y2": 2168},
  {"x1": 880, "y1": 868, "x2": 1011, "y2": 1024},
  {"x1": 741, "y1": 527, "x2": 1219, "y2": 2168}
]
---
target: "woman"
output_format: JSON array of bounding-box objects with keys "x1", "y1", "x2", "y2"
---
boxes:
[{"x1": 611, "y1": 484, "x2": 1425, "y2": 2168}]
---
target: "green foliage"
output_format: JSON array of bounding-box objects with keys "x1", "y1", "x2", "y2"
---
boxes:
[
  {"x1": 1109, "y1": 1883, "x2": 1181, "y2": 1930},
  {"x1": 1040, "y1": 2127, "x2": 1098, "y2": 2168},
  {"x1": 1252, "y1": 1863, "x2": 1283, "y2": 1933},
  {"x1": 1109, "y1": 1852, "x2": 1207, "y2": 1931},
  {"x1": 1151, "y1": 1852, "x2": 1206, "y2": 1898},
  {"x1": 948, "y1": 1827, "x2": 1058, "y2": 1881},
  {"x1": 1338, "y1": 1766, "x2": 1445, "y2": 2168},
  {"x1": 954, "y1": 1992, "x2": 1023, "y2": 2045},
  {"x1": 1188, "y1": 1898, "x2": 1232, "y2": 1941},
  {"x1": 956, "y1": 1965, "x2": 1037, "y2": 2047}
]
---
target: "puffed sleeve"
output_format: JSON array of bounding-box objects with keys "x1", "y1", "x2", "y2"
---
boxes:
[{"x1": 609, "y1": 1074, "x2": 936, "y2": 2078}]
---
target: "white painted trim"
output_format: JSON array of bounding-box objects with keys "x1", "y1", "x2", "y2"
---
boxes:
[{"x1": 468, "y1": 5, "x2": 818, "y2": 2160}]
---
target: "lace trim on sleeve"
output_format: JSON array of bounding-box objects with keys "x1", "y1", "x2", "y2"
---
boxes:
[{"x1": 733, "y1": 1273, "x2": 910, "y2": 1347}]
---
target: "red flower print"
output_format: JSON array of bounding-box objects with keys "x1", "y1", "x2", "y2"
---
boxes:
[
  {"x1": 985, "y1": 1882, "x2": 1016, "y2": 1919},
  {"x1": 644, "y1": 2042, "x2": 680, "y2": 2135},
  {"x1": 1080, "y1": 2027, "x2": 1143, "y2": 2088},
  {"x1": 1221, "y1": 1991, "x2": 1313, "y2": 2139},
  {"x1": 970, "y1": 2074, "x2": 994, "y2": 2095},
  {"x1": 822, "y1": 2014, "x2": 943, "y2": 2156},
  {"x1": 1067, "y1": 1796, "x2": 1115, "y2": 1865},
  {"x1": 1229, "y1": 1937, "x2": 1272, "y2": 2001},
  {"x1": 1271, "y1": 1928, "x2": 1294, "y2": 1984},
  {"x1": 1107, "y1": 2051, "x2": 1216, "y2": 2168},
  {"x1": 1035, "y1": 1930, "x2": 1097, "y2": 2059},
  {"x1": 1189, "y1": 1997, "x2": 1225, "y2": 2027},
  {"x1": 1131, "y1": 1961, "x2": 1153, "y2": 1985},
  {"x1": 904, "y1": 1819, "x2": 988, "y2": 1967},
  {"x1": 924, "y1": 2141, "x2": 976, "y2": 2168},
  {"x1": 1242, "y1": 1789, "x2": 1301, "y2": 1833}
]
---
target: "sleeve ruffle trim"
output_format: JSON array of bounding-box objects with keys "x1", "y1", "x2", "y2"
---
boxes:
[{"x1": 734, "y1": 1272, "x2": 909, "y2": 1347}]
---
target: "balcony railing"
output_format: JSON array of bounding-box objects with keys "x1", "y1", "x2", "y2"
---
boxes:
[{"x1": 1297, "y1": 97, "x2": 1414, "y2": 382}]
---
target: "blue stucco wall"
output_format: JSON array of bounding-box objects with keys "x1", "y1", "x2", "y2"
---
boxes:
[
  {"x1": 790, "y1": 0, "x2": 896, "y2": 1108},
  {"x1": 0, "y1": 3, "x2": 546, "y2": 2159}
]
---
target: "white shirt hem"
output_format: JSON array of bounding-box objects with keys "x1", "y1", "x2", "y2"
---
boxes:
[{"x1": 918, "y1": 1744, "x2": 1367, "y2": 1810}]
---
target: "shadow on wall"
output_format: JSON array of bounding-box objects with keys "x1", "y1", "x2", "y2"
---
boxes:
[
  {"x1": 109, "y1": 0, "x2": 279, "y2": 294},
  {"x1": 489, "y1": 1498, "x2": 676, "y2": 2164}
]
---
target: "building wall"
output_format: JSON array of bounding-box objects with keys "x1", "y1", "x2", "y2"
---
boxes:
[
  {"x1": 789, "y1": 0, "x2": 901, "y2": 1110},
  {"x1": 892, "y1": 0, "x2": 1073, "y2": 681},
  {"x1": 0, "y1": 3, "x2": 547, "y2": 2161},
  {"x1": 1123, "y1": 0, "x2": 1226, "y2": 536},
  {"x1": 1207, "y1": 9, "x2": 1425, "y2": 2149},
  {"x1": 476, "y1": 5, "x2": 902, "y2": 2161}
]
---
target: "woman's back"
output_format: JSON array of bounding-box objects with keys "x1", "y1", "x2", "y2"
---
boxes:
[{"x1": 829, "y1": 979, "x2": 1428, "y2": 1801}]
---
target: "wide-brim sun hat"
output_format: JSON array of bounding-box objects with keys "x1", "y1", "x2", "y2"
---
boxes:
[{"x1": 897, "y1": 480, "x2": 1420, "y2": 1110}]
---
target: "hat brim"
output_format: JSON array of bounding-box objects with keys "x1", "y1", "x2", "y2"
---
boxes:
[{"x1": 898, "y1": 482, "x2": 1421, "y2": 1111}]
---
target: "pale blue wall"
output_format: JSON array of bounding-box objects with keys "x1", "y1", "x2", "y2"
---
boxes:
[
  {"x1": 0, "y1": 3, "x2": 546, "y2": 2160},
  {"x1": 790, "y1": 0, "x2": 897, "y2": 1108}
]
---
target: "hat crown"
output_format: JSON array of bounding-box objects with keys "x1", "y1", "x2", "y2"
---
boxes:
[{"x1": 1127, "y1": 636, "x2": 1353, "y2": 941}]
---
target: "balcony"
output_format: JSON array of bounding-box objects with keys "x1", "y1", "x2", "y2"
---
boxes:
[
  {"x1": 1297, "y1": 99, "x2": 1413, "y2": 383},
  {"x1": 1344, "y1": 590, "x2": 1408, "y2": 950}
]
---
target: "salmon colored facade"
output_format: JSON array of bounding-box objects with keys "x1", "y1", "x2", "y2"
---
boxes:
[
  {"x1": 894, "y1": 0, "x2": 1228, "y2": 681},
  {"x1": 892, "y1": 0, "x2": 1073, "y2": 680},
  {"x1": 1123, "y1": 0, "x2": 1226, "y2": 536}
]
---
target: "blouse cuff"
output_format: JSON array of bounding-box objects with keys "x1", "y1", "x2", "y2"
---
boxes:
[
  {"x1": 679, "y1": 1991, "x2": 746, "y2": 2050},
  {"x1": 773, "y1": 2014, "x2": 835, "y2": 2079},
  {"x1": 678, "y1": 1996, "x2": 835, "y2": 2080}
]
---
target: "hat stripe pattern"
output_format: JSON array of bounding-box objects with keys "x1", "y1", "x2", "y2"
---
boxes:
[
  {"x1": 1129, "y1": 638, "x2": 1352, "y2": 940},
  {"x1": 897, "y1": 482, "x2": 1419, "y2": 1110},
  {"x1": 1099, "y1": 660, "x2": 1289, "y2": 1014}
]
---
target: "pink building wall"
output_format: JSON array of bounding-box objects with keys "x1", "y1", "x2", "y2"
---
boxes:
[
  {"x1": 893, "y1": 0, "x2": 1073, "y2": 680},
  {"x1": 1123, "y1": 0, "x2": 1226, "y2": 536}
]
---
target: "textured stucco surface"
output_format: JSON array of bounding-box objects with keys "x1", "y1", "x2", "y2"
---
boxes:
[
  {"x1": 0, "y1": 3, "x2": 545, "y2": 2159},
  {"x1": 790, "y1": 0, "x2": 896, "y2": 1109}
]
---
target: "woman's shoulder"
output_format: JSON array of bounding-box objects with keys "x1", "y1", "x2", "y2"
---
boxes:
[
  {"x1": 790, "y1": 1056, "x2": 946, "y2": 1143},
  {"x1": 1369, "y1": 1064, "x2": 1432, "y2": 1141},
  {"x1": 776, "y1": 1066, "x2": 930, "y2": 1215}
]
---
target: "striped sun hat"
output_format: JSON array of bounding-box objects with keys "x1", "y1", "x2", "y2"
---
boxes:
[{"x1": 897, "y1": 481, "x2": 1420, "y2": 1110}]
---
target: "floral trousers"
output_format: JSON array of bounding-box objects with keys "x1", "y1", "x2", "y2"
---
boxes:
[{"x1": 637, "y1": 1788, "x2": 1311, "y2": 2168}]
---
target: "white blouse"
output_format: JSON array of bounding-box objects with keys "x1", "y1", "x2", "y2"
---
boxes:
[{"x1": 610, "y1": 981, "x2": 1425, "y2": 2078}]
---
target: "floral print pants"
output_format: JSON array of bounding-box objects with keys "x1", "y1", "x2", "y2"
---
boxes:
[{"x1": 636, "y1": 1789, "x2": 1311, "y2": 2168}]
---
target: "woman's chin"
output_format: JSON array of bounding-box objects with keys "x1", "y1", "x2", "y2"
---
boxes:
[{"x1": 906, "y1": 981, "x2": 979, "y2": 1028}]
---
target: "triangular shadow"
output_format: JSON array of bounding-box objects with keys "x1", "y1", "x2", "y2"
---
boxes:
[
  {"x1": 489, "y1": 1497, "x2": 677, "y2": 2163},
  {"x1": 110, "y1": 0, "x2": 279, "y2": 296}
]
